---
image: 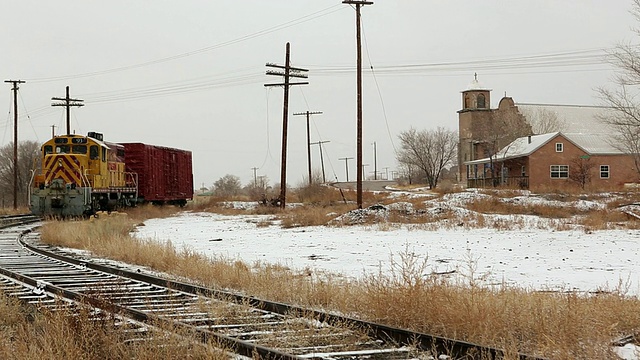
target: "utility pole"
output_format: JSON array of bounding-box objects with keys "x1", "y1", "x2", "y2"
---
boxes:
[
  {"x1": 265, "y1": 43, "x2": 309, "y2": 208},
  {"x1": 339, "y1": 157, "x2": 354, "y2": 182},
  {"x1": 362, "y1": 164, "x2": 369, "y2": 180},
  {"x1": 51, "y1": 124, "x2": 57, "y2": 138},
  {"x1": 5, "y1": 79, "x2": 25, "y2": 210},
  {"x1": 51, "y1": 86, "x2": 84, "y2": 135},
  {"x1": 343, "y1": 0, "x2": 373, "y2": 208},
  {"x1": 372, "y1": 141, "x2": 377, "y2": 180},
  {"x1": 310, "y1": 140, "x2": 330, "y2": 183},
  {"x1": 251, "y1": 167, "x2": 258, "y2": 185},
  {"x1": 293, "y1": 110, "x2": 322, "y2": 185},
  {"x1": 383, "y1": 167, "x2": 389, "y2": 180}
]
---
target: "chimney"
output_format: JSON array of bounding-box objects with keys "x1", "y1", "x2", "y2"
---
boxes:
[{"x1": 528, "y1": 135, "x2": 531, "y2": 144}]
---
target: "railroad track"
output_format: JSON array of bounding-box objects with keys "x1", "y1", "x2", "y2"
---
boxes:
[{"x1": 0, "y1": 216, "x2": 545, "y2": 360}]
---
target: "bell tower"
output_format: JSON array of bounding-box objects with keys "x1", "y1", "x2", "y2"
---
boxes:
[
  {"x1": 460, "y1": 73, "x2": 491, "y2": 111},
  {"x1": 457, "y1": 74, "x2": 493, "y2": 182}
]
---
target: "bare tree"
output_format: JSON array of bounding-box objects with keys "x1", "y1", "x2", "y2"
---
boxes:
[
  {"x1": 0, "y1": 140, "x2": 41, "y2": 207},
  {"x1": 569, "y1": 156, "x2": 595, "y2": 190},
  {"x1": 474, "y1": 113, "x2": 532, "y2": 185},
  {"x1": 597, "y1": 0, "x2": 640, "y2": 175},
  {"x1": 521, "y1": 108, "x2": 566, "y2": 134},
  {"x1": 244, "y1": 175, "x2": 273, "y2": 201},
  {"x1": 396, "y1": 127, "x2": 458, "y2": 189},
  {"x1": 212, "y1": 174, "x2": 242, "y2": 197}
]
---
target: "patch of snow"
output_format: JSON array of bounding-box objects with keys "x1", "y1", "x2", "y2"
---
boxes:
[{"x1": 134, "y1": 212, "x2": 640, "y2": 297}]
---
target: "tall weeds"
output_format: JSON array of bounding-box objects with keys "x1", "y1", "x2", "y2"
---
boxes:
[
  {"x1": 34, "y1": 214, "x2": 640, "y2": 359},
  {"x1": 0, "y1": 293, "x2": 227, "y2": 359}
]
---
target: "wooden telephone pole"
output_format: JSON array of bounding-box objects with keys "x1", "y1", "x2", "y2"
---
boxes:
[
  {"x1": 51, "y1": 86, "x2": 84, "y2": 135},
  {"x1": 310, "y1": 140, "x2": 330, "y2": 183},
  {"x1": 5, "y1": 79, "x2": 25, "y2": 210},
  {"x1": 343, "y1": 0, "x2": 373, "y2": 209},
  {"x1": 251, "y1": 167, "x2": 260, "y2": 188},
  {"x1": 265, "y1": 42, "x2": 308, "y2": 208},
  {"x1": 293, "y1": 110, "x2": 322, "y2": 184},
  {"x1": 372, "y1": 141, "x2": 377, "y2": 180},
  {"x1": 339, "y1": 157, "x2": 354, "y2": 182}
]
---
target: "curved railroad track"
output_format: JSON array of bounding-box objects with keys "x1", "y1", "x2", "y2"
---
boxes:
[{"x1": 0, "y1": 216, "x2": 545, "y2": 360}]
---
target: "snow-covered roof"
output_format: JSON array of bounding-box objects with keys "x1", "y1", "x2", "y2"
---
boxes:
[
  {"x1": 463, "y1": 78, "x2": 492, "y2": 92},
  {"x1": 465, "y1": 132, "x2": 623, "y2": 165},
  {"x1": 562, "y1": 133, "x2": 621, "y2": 154}
]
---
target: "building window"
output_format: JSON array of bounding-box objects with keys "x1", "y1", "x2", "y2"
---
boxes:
[
  {"x1": 550, "y1": 165, "x2": 569, "y2": 179},
  {"x1": 521, "y1": 165, "x2": 526, "y2": 177},
  {"x1": 477, "y1": 94, "x2": 486, "y2": 108},
  {"x1": 555, "y1": 143, "x2": 563, "y2": 152},
  {"x1": 600, "y1": 165, "x2": 610, "y2": 179}
]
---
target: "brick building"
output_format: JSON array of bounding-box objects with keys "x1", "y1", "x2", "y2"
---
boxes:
[{"x1": 458, "y1": 78, "x2": 640, "y2": 190}]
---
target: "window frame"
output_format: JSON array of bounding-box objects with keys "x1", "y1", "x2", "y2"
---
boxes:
[
  {"x1": 555, "y1": 143, "x2": 564, "y2": 152},
  {"x1": 90, "y1": 145, "x2": 99, "y2": 160},
  {"x1": 550, "y1": 165, "x2": 569, "y2": 179},
  {"x1": 477, "y1": 93, "x2": 486, "y2": 108},
  {"x1": 600, "y1": 165, "x2": 610, "y2": 179}
]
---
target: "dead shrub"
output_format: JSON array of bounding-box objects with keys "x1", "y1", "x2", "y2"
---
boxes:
[
  {"x1": 280, "y1": 206, "x2": 334, "y2": 228},
  {"x1": 292, "y1": 183, "x2": 345, "y2": 205},
  {"x1": 579, "y1": 209, "x2": 637, "y2": 230},
  {"x1": 466, "y1": 196, "x2": 587, "y2": 218}
]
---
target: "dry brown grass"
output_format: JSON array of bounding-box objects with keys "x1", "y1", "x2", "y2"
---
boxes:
[
  {"x1": 466, "y1": 196, "x2": 588, "y2": 219},
  {"x1": 33, "y1": 215, "x2": 640, "y2": 359},
  {"x1": 0, "y1": 206, "x2": 30, "y2": 215},
  {"x1": 0, "y1": 293, "x2": 227, "y2": 359},
  {"x1": 348, "y1": 251, "x2": 640, "y2": 359}
]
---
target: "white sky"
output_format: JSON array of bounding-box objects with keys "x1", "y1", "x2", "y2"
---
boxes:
[{"x1": 0, "y1": 1, "x2": 636, "y2": 188}]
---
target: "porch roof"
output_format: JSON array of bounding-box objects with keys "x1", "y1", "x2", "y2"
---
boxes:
[
  {"x1": 464, "y1": 132, "x2": 558, "y2": 165},
  {"x1": 463, "y1": 132, "x2": 624, "y2": 166}
]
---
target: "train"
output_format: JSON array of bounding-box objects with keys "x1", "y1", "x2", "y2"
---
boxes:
[{"x1": 30, "y1": 132, "x2": 194, "y2": 217}]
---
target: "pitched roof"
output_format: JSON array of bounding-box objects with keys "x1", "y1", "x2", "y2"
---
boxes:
[
  {"x1": 464, "y1": 132, "x2": 623, "y2": 165},
  {"x1": 515, "y1": 103, "x2": 612, "y2": 134}
]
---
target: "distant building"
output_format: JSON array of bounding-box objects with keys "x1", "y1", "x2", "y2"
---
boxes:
[{"x1": 458, "y1": 77, "x2": 640, "y2": 190}]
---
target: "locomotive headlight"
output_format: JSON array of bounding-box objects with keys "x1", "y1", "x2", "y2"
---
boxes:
[{"x1": 58, "y1": 159, "x2": 63, "y2": 167}]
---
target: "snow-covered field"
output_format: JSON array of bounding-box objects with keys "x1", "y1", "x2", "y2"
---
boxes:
[
  {"x1": 133, "y1": 191, "x2": 640, "y2": 296},
  {"x1": 131, "y1": 190, "x2": 640, "y2": 359}
]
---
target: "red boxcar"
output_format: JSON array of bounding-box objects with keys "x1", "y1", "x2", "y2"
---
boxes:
[{"x1": 120, "y1": 143, "x2": 193, "y2": 205}]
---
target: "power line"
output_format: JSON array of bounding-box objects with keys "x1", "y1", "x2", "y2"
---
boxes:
[
  {"x1": 26, "y1": 5, "x2": 345, "y2": 83},
  {"x1": 361, "y1": 17, "x2": 396, "y2": 155},
  {"x1": 307, "y1": 48, "x2": 614, "y2": 76}
]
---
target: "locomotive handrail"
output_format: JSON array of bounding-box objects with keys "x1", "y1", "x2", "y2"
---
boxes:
[
  {"x1": 80, "y1": 169, "x2": 92, "y2": 206},
  {"x1": 124, "y1": 171, "x2": 139, "y2": 200},
  {"x1": 27, "y1": 169, "x2": 36, "y2": 206}
]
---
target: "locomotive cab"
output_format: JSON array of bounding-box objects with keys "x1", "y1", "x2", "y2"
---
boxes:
[{"x1": 30, "y1": 133, "x2": 138, "y2": 217}]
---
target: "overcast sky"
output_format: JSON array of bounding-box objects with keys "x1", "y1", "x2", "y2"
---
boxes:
[{"x1": 0, "y1": 1, "x2": 636, "y2": 188}]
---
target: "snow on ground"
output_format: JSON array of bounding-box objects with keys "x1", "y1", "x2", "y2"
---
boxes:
[
  {"x1": 131, "y1": 191, "x2": 640, "y2": 359},
  {"x1": 133, "y1": 210, "x2": 640, "y2": 296}
]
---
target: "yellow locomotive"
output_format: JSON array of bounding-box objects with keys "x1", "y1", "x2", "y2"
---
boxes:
[{"x1": 30, "y1": 132, "x2": 138, "y2": 217}]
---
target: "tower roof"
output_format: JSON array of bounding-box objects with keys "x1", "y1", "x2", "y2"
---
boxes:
[{"x1": 462, "y1": 73, "x2": 492, "y2": 92}]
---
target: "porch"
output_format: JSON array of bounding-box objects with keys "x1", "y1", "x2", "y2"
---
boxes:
[{"x1": 466, "y1": 176, "x2": 529, "y2": 189}]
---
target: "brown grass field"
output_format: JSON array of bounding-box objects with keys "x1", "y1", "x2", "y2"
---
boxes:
[{"x1": 4, "y1": 187, "x2": 640, "y2": 359}]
